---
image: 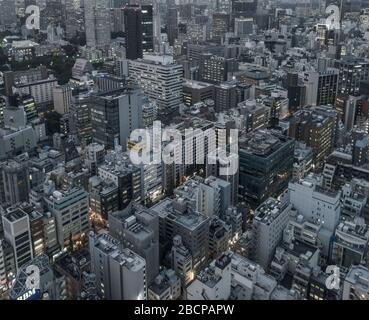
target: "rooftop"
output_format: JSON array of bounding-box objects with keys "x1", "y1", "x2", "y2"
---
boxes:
[
  {"x1": 254, "y1": 198, "x2": 289, "y2": 225},
  {"x1": 239, "y1": 130, "x2": 292, "y2": 157}
]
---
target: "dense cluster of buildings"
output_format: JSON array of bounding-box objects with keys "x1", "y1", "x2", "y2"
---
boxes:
[{"x1": 1, "y1": 0, "x2": 369, "y2": 301}]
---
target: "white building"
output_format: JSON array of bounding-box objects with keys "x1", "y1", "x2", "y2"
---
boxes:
[
  {"x1": 148, "y1": 269, "x2": 181, "y2": 300},
  {"x1": 129, "y1": 55, "x2": 183, "y2": 118},
  {"x1": 343, "y1": 265, "x2": 369, "y2": 300},
  {"x1": 15, "y1": 77, "x2": 57, "y2": 107},
  {"x1": 171, "y1": 235, "x2": 194, "y2": 286},
  {"x1": 2, "y1": 208, "x2": 33, "y2": 272},
  {"x1": 187, "y1": 252, "x2": 232, "y2": 300},
  {"x1": 289, "y1": 175, "x2": 341, "y2": 233},
  {"x1": 89, "y1": 232, "x2": 146, "y2": 300},
  {"x1": 44, "y1": 187, "x2": 89, "y2": 249},
  {"x1": 53, "y1": 85, "x2": 72, "y2": 115},
  {"x1": 252, "y1": 198, "x2": 291, "y2": 269}
]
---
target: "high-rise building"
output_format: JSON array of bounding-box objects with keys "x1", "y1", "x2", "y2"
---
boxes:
[
  {"x1": 124, "y1": 5, "x2": 143, "y2": 60},
  {"x1": 289, "y1": 175, "x2": 341, "y2": 233},
  {"x1": 212, "y1": 13, "x2": 230, "y2": 44},
  {"x1": 239, "y1": 130, "x2": 295, "y2": 208},
  {"x1": 108, "y1": 203, "x2": 160, "y2": 285},
  {"x1": 0, "y1": 238, "x2": 15, "y2": 294},
  {"x1": 2, "y1": 208, "x2": 33, "y2": 272},
  {"x1": 170, "y1": 235, "x2": 194, "y2": 286},
  {"x1": 285, "y1": 72, "x2": 306, "y2": 113},
  {"x1": 167, "y1": 6, "x2": 178, "y2": 46},
  {"x1": 252, "y1": 198, "x2": 291, "y2": 269},
  {"x1": 98, "y1": 148, "x2": 142, "y2": 209},
  {"x1": 44, "y1": 187, "x2": 89, "y2": 249},
  {"x1": 199, "y1": 53, "x2": 238, "y2": 85},
  {"x1": 231, "y1": 0, "x2": 258, "y2": 23},
  {"x1": 84, "y1": 0, "x2": 111, "y2": 49},
  {"x1": 1, "y1": 155, "x2": 30, "y2": 207},
  {"x1": 151, "y1": 197, "x2": 210, "y2": 271},
  {"x1": 89, "y1": 232, "x2": 147, "y2": 300},
  {"x1": 174, "y1": 176, "x2": 231, "y2": 218},
  {"x1": 53, "y1": 85, "x2": 72, "y2": 115},
  {"x1": 183, "y1": 80, "x2": 214, "y2": 106},
  {"x1": 214, "y1": 82, "x2": 238, "y2": 112},
  {"x1": 129, "y1": 55, "x2": 183, "y2": 121},
  {"x1": 335, "y1": 56, "x2": 369, "y2": 95},
  {"x1": 303, "y1": 68, "x2": 339, "y2": 107},
  {"x1": 289, "y1": 107, "x2": 337, "y2": 170},
  {"x1": 331, "y1": 220, "x2": 369, "y2": 273},
  {"x1": 343, "y1": 265, "x2": 369, "y2": 300},
  {"x1": 237, "y1": 99, "x2": 269, "y2": 132},
  {"x1": 142, "y1": 4, "x2": 154, "y2": 54},
  {"x1": 90, "y1": 87, "x2": 143, "y2": 149},
  {"x1": 234, "y1": 18, "x2": 254, "y2": 38},
  {"x1": 187, "y1": 252, "x2": 232, "y2": 300}
]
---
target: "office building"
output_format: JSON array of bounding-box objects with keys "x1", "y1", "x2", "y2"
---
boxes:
[
  {"x1": 289, "y1": 175, "x2": 341, "y2": 233},
  {"x1": 336, "y1": 56, "x2": 369, "y2": 95},
  {"x1": 53, "y1": 85, "x2": 72, "y2": 115},
  {"x1": 1, "y1": 155, "x2": 30, "y2": 207},
  {"x1": 343, "y1": 265, "x2": 369, "y2": 300},
  {"x1": 167, "y1": 6, "x2": 178, "y2": 46},
  {"x1": 199, "y1": 53, "x2": 238, "y2": 85},
  {"x1": 303, "y1": 68, "x2": 339, "y2": 107},
  {"x1": 331, "y1": 220, "x2": 369, "y2": 273},
  {"x1": 108, "y1": 203, "x2": 160, "y2": 285},
  {"x1": 234, "y1": 18, "x2": 254, "y2": 38},
  {"x1": 214, "y1": 82, "x2": 238, "y2": 112},
  {"x1": 44, "y1": 187, "x2": 89, "y2": 249},
  {"x1": 98, "y1": 148, "x2": 142, "y2": 209},
  {"x1": 141, "y1": 4, "x2": 154, "y2": 54},
  {"x1": 151, "y1": 198, "x2": 210, "y2": 271},
  {"x1": 89, "y1": 232, "x2": 146, "y2": 300},
  {"x1": 2, "y1": 208, "x2": 33, "y2": 272},
  {"x1": 0, "y1": 238, "x2": 15, "y2": 294},
  {"x1": 183, "y1": 80, "x2": 214, "y2": 106},
  {"x1": 239, "y1": 130, "x2": 295, "y2": 208},
  {"x1": 148, "y1": 269, "x2": 181, "y2": 300},
  {"x1": 251, "y1": 198, "x2": 291, "y2": 269},
  {"x1": 85, "y1": 0, "x2": 111, "y2": 49},
  {"x1": 129, "y1": 55, "x2": 183, "y2": 121},
  {"x1": 124, "y1": 5, "x2": 143, "y2": 60},
  {"x1": 176, "y1": 176, "x2": 231, "y2": 218},
  {"x1": 212, "y1": 13, "x2": 230, "y2": 44},
  {"x1": 171, "y1": 235, "x2": 193, "y2": 286},
  {"x1": 90, "y1": 87, "x2": 142, "y2": 149},
  {"x1": 238, "y1": 99, "x2": 269, "y2": 132},
  {"x1": 289, "y1": 107, "x2": 337, "y2": 170},
  {"x1": 187, "y1": 252, "x2": 232, "y2": 300}
]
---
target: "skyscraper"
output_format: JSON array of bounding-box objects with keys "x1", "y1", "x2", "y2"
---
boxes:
[
  {"x1": 167, "y1": 6, "x2": 178, "y2": 46},
  {"x1": 142, "y1": 4, "x2": 154, "y2": 54},
  {"x1": 124, "y1": 5, "x2": 143, "y2": 60},
  {"x1": 85, "y1": 0, "x2": 111, "y2": 49}
]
